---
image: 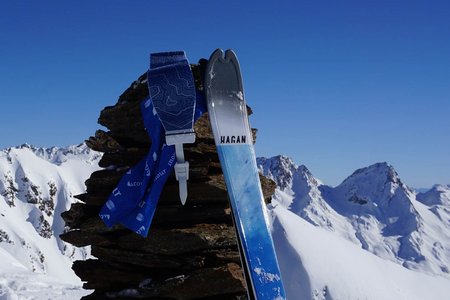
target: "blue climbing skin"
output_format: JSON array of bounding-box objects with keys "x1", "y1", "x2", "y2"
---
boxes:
[
  {"x1": 99, "y1": 52, "x2": 205, "y2": 237},
  {"x1": 149, "y1": 51, "x2": 196, "y2": 135}
]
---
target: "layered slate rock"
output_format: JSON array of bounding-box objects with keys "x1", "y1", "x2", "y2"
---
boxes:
[{"x1": 61, "y1": 61, "x2": 276, "y2": 299}]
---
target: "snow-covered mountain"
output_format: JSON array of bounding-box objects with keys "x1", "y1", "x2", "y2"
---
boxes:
[
  {"x1": 258, "y1": 155, "x2": 450, "y2": 299},
  {"x1": 2, "y1": 146, "x2": 449, "y2": 299},
  {"x1": 0, "y1": 143, "x2": 101, "y2": 299},
  {"x1": 417, "y1": 184, "x2": 450, "y2": 206}
]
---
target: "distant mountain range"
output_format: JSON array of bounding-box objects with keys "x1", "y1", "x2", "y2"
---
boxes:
[
  {"x1": 0, "y1": 143, "x2": 101, "y2": 299},
  {"x1": 1, "y1": 145, "x2": 449, "y2": 299},
  {"x1": 258, "y1": 155, "x2": 450, "y2": 299}
]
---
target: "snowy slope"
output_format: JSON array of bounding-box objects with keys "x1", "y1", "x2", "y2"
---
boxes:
[
  {"x1": 271, "y1": 205, "x2": 450, "y2": 300},
  {"x1": 2, "y1": 146, "x2": 449, "y2": 300},
  {"x1": 0, "y1": 144, "x2": 101, "y2": 299},
  {"x1": 0, "y1": 248, "x2": 91, "y2": 300},
  {"x1": 259, "y1": 156, "x2": 450, "y2": 299}
]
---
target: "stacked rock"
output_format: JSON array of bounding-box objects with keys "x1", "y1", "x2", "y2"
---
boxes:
[{"x1": 61, "y1": 62, "x2": 276, "y2": 299}]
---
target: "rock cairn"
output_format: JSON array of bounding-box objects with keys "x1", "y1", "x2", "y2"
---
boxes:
[{"x1": 61, "y1": 61, "x2": 276, "y2": 299}]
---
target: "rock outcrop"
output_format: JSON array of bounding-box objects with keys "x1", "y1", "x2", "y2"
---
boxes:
[{"x1": 61, "y1": 60, "x2": 275, "y2": 299}]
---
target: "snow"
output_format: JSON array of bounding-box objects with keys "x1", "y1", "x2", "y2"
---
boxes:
[
  {"x1": 253, "y1": 267, "x2": 281, "y2": 282},
  {"x1": 259, "y1": 155, "x2": 450, "y2": 299},
  {"x1": 0, "y1": 249, "x2": 90, "y2": 300},
  {"x1": 0, "y1": 144, "x2": 101, "y2": 299},
  {"x1": 272, "y1": 204, "x2": 450, "y2": 300},
  {"x1": 417, "y1": 184, "x2": 450, "y2": 206},
  {"x1": 2, "y1": 146, "x2": 450, "y2": 299}
]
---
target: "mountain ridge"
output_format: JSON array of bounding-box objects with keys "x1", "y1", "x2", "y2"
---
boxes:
[
  {"x1": 257, "y1": 155, "x2": 450, "y2": 299},
  {"x1": 1, "y1": 145, "x2": 449, "y2": 299},
  {"x1": 258, "y1": 155, "x2": 450, "y2": 279},
  {"x1": 0, "y1": 143, "x2": 101, "y2": 291}
]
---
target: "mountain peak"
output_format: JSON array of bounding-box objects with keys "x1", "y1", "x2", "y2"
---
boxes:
[
  {"x1": 257, "y1": 155, "x2": 322, "y2": 204},
  {"x1": 417, "y1": 184, "x2": 450, "y2": 206},
  {"x1": 433, "y1": 183, "x2": 450, "y2": 190},
  {"x1": 4, "y1": 143, "x2": 101, "y2": 166},
  {"x1": 257, "y1": 155, "x2": 298, "y2": 190},
  {"x1": 19, "y1": 143, "x2": 34, "y2": 149},
  {"x1": 258, "y1": 155, "x2": 297, "y2": 169},
  {"x1": 260, "y1": 156, "x2": 449, "y2": 282},
  {"x1": 341, "y1": 162, "x2": 404, "y2": 190},
  {"x1": 331, "y1": 162, "x2": 417, "y2": 219},
  {"x1": 350, "y1": 162, "x2": 396, "y2": 178},
  {"x1": 297, "y1": 164, "x2": 315, "y2": 180}
]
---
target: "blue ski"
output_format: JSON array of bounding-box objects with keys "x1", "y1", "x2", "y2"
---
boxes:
[{"x1": 205, "y1": 49, "x2": 286, "y2": 300}]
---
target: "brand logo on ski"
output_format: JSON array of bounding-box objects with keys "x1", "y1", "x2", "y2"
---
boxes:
[{"x1": 220, "y1": 135, "x2": 247, "y2": 144}]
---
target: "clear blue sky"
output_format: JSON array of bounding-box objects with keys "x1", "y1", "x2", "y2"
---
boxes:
[{"x1": 1, "y1": 0, "x2": 449, "y2": 187}]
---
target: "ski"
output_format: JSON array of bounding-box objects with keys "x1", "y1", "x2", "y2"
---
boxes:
[{"x1": 205, "y1": 49, "x2": 286, "y2": 300}]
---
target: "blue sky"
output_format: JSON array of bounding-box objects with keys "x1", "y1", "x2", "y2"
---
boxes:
[{"x1": 1, "y1": 0, "x2": 449, "y2": 187}]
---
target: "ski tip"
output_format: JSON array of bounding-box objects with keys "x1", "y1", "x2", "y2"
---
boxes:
[
  {"x1": 208, "y1": 48, "x2": 239, "y2": 64},
  {"x1": 206, "y1": 48, "x2": 243, "y2": 93},
  {"x1": 224, "y1": 49, "x2": 238, "y2": 62},
  {"x1": 209, "y1": 48, "x2": 224, "y2": 64}
]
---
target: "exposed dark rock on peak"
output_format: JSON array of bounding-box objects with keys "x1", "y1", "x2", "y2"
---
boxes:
[{"x1": 62, "y1": 62, "x2": 275, "y2": 299}]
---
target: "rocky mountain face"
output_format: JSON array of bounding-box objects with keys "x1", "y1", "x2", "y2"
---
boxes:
[
  {"x1": 60, "y1": 63, "x2": 276, "y2": 299},
  {"x1": 258, "y1": 156, "x2": 450, "y2": 278},
  {"x1": 0, "y1": 143, "x2": 100, "y2": 282}
]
